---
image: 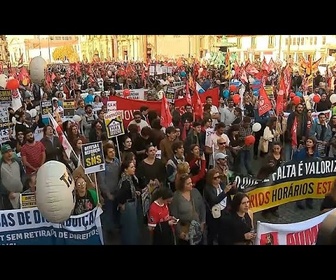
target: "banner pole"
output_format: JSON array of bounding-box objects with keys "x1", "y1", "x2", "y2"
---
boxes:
[
  {"x1": 115, "y1": 136, "x2": 122, "y2": 161},
  {"x1": 93, "y1": 172, "x2": 100, "y2": 206}
]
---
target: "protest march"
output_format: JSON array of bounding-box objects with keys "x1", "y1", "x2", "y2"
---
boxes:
[{"x1": 1, "y1": 53, "x2": 336, "y2": 245}]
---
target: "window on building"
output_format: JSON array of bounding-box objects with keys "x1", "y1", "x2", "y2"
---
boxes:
[
  {"x1": 55, "y1": 36, "x2": 61, "y2": 40},
  {"x1": 310, "y1": 37, "x2": 313, "y2": 45},
  {"x1": 301, "y1": 37, "x2": 304, "y2": 45},
  {"x1": 322, "y1": 36, "x2": 326, "y2": 45},
  {"x1": 296, "y1": 37, "x2": 300, "y2": 45},
  {"x1": 251, "y1": 36, "x2": 256, "y2": 48},
  {"x1": 314, "y1": 36, "x2": 317, "y2": 45},
  {"x1": 268, "y1": 36, "x2": 275, "y2": 48},
  {"x1": 237, "y1": 37, "x2": 242, "y2": 48},
  {"x1": 293, "y1": 37, "x2": 296, "y2": 45},
  {"x1": 285, "y1": 38, "x2": 288, "y2": 45}
]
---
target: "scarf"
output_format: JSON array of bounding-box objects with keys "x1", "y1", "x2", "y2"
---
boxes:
[{"x1": 118, "y1": 173, "x2": 136, "y2": 199}]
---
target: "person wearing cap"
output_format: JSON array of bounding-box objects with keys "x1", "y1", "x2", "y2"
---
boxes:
[
  {"x1": 213, "y1": 152, "x2": 234, "y2": 184},
  {"x1": 52, "y1": 97, "x2": 64, "y2": 116},
  {"x1": 0, "y1": 144, "x2": 25, "y2": 210}
]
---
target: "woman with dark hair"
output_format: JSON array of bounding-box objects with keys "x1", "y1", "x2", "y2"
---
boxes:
[
  {"x1": 219, "y1": 192, "x2": 256, "y2": 245},
  {"x1": 188, "y1": 144, "x2": 206, "y2": 194},
  {"x1": 258, "y1": 141, "x2": 284, "y2": 218},
  {"x1": 148, "y1": 187, "x2": 176, "y2": 245},
  {"x1": 115, "y1": 160, "x2": 141, "y2": 245},
  {"x1": 231, "y1": 107, "x2": 243, "y2": 125},
  {"x1": 120, "y1": 135, "x2": 137, "y2": 161},
  {"x1": 293, "y1": 136, "x2": 320, "y2": 210},
  {"x1": 67, "y1": 123, "x2": 86, "y2": 149},
  {"x1": 203, "y1": 169, "x2": 236, "y2": 245},
  {"x1": 136, "y1": 144, "x2": 166, "y2": 189},
  {"x1": 89, "y1": 120, "x2": 104, "y2": 142},
  {"x1": 169, "y1": 173, "x2": 206, "y2": 245}
]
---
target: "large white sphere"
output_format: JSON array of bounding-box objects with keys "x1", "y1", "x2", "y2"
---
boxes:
[
  {"x1": 36, "y1": 161, "x2": 75, "y2": 223},
  {"x1": 29, "y1": 56, "x2": 47, "y2": 85}
]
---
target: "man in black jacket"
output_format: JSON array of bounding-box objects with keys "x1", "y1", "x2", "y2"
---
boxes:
[{"x1": 284, "y1": 103, "x2": 307, "y2": 161}]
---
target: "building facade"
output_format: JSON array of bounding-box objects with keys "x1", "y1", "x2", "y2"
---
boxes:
[
  {"x1": 227, "y1": 35, "x2": 336, "y2": 64},
  {"x1": 0, "y1": 36, "x2": 10, "y2": 65},
  {"x1": 7, "y1": 35, "x2": 336, "y2": 65}
]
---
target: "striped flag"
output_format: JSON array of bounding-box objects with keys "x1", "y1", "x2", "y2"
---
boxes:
[{"x1": 48, "y1": 112, "x2": 74, "y2": 159}]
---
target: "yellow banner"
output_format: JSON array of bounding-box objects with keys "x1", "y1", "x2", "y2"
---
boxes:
[{"x1": 248, "y1": 176, "x2": 336, "y2": 213}]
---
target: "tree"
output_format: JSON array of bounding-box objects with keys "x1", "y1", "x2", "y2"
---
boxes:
[{"x1": 52, "y1": 45, "x2": 79, "y2": 62}]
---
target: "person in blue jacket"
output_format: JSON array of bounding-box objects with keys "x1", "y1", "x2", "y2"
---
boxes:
[{"x1": 292, "y1": 136, "x2": 320, "y2": 210}]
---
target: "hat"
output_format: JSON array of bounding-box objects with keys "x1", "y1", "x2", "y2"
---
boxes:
[
  {"x1": 1, "y1": 144, "x2": 12, "y2": 154},
  {"x1": 215, "y1": 153, "x2": 228, "y2": 161},
  {"x1": 52, "y1": 97, "x2": 58, "y2": 102}
]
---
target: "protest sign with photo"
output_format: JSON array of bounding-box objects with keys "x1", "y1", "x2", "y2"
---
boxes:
[
  {"x1": 81, "y1": 141, "x2": 105, "y2": 174},
  {"x1": 63, "y1": 99, "x2": 76, "y2": 117},
  {"x1": 40, "y1": 100, "x2": 53, "y2": 118},
  {"x1": 0, "y1": 207, "x2": 103, "y2": 245},
  {"x1": 20, "y1": 193, "x2": 36, "y2": 209},
  {"x1": 0, "y1": 90, "x2": 12, "y2": 123},
  {"x1": 0, "y1": 122, "x2": 13, "y2": 144},
  {"x1": 104, "y1": 111, "x2": 125, "y2": 138},
  {"x1": 235, "y1": 158, "x2": 336, "y2": 213}
]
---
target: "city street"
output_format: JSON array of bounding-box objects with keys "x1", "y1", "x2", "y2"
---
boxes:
[{"x1": 103, "y1": 156, "x2": 323, "y2": 245}]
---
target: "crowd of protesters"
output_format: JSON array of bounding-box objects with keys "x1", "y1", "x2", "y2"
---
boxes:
[{"x1": 1, "y1": 57, "x2": 336, "y2": 245}]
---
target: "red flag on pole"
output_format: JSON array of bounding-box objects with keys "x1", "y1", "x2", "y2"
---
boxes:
[
  {"x1": 276, "y1": 77, "x2": 286, "y2": 115},
  {"x1": 192, "y1": 90, "x2": 204, "y2": 120},
  {"x1": 258, "y1": 86, "x2": 272, "y2": 116},
  {"x1": 160, "y1": 94, "x2": 173, "y2": 128}
]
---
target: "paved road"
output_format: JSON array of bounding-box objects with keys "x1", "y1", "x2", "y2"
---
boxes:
[{"x1": 103, "y1": 155, "x2": 323, "y2": 245}]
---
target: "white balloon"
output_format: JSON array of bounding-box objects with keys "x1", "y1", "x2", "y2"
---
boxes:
[
  {"x1": 36, "y1": 161, "x2": 75, "y2": 223},
  {"x1": 73, "y1": 115, "x2": 82, "y2": 122},
  {"x1": 29, "y1": 109, "x2": 37, "y2": 118},
  {"x1": 239, "y1": 85, "x2": 245, "y2": 95},
  {"x1": 29, "y1": 56, "x2": 47, "y2": 85},
  {"x1": 252, "y1": 122, "x2": 262, "y2": 132},
  {"x1": 330, "y1": 94, "x2": 336, "y2": 104},
  {"x1": 0, "y1": 74, "x2": 8, "y2": 88}
]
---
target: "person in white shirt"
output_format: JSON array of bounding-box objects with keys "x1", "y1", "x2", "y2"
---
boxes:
[
  {"x1": 127, "y1": 110, "x2": 150, "y2": 133},
  {"x1": 219, "y1": 98, "x2": 236, "y2": 128},
  {"x1": 206, "y1": 96, "x2": 220, "y2": 126},
  {"x1": 205, "y1": 122, "x2": 230, "y2": 168},
  {"x1": 52, "y1": 97, "x2": 64, "y2": 117}
]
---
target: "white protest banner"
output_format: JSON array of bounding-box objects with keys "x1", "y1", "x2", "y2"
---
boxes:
[
  {"x1": 256, "y1": 209, "x2": 334, "y2": 245},
  {"x1": 107, "y1": 101, "x2": 117, "y2": 112},
  {"x1": 0, "y1": 207, "x2": 103, "y2": 245},
  {"x1": 116, "y1": 88, "x2": 146, "y2": 100}
]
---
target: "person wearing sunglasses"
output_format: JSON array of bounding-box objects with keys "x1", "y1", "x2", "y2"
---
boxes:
[
  {"x1": 203, "y1": 168, "x2": 236, "y2": 245},
  {"x1": 73, "y1": 176, "x2": 97, "y2": 215}
]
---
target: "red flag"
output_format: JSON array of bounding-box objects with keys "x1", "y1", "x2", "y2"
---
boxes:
[
  {"x1": 291, "y1": 117, "x2": 298, "y2": 147},
  {"x1": 261, "y1": 57, "x2": 269, "y2": 73},
  {"x1": 192, "y1": 91, "x2": 204, "y2": 120},
  {"x1": 258, "y1": 86, "x2": 272, "y2": 116},
  {"x1": 268, "y1": 58, "x2": 276, "y2": 72},
  {"x1": 185, "y1": 82, "x2": 192, "y2": 105},
  {"x1": 160, "y1": 94, "x2": 173, "y2": 128},
  {"x1": 276, "y1": 77, "x2": 285, "y2": 115}
]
